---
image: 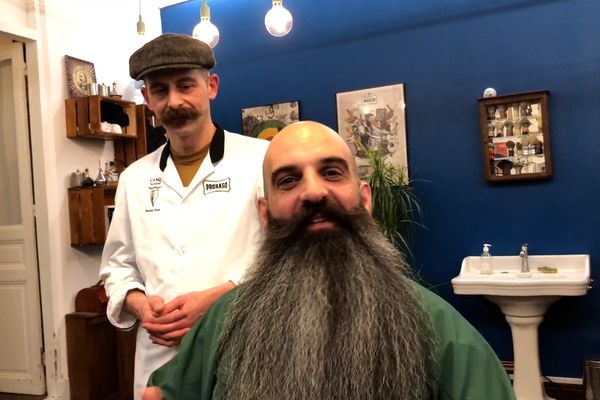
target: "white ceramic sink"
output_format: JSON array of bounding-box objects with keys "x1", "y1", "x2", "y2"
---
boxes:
[
  {"x1": 452, "y1": 253, "x2": 591, "y2": 400},
  {"x1": 451, "y1": 254, "x2": 591, "y2": 296}
]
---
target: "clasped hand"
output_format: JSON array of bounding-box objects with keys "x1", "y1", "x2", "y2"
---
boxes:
[{"x1": 141, "y1": 291, "x2": 208, "y2": 347}]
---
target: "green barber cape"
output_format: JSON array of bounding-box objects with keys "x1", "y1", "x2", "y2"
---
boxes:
[{"x1": 148, "y1": 285, "x2": 516, "y2": 400}]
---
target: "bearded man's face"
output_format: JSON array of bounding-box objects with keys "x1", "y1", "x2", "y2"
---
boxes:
[{"x1": 257, "y1": 121, "x2": 372, "y2": 234}]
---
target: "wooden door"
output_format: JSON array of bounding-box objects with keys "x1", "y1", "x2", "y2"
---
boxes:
[{"x1": 0, "y1": 39, "x2": 45, "y2": 395}]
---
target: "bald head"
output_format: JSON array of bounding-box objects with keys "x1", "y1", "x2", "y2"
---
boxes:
[
  {"x1": 263, "y1": 121, "x2": 360, "y2": 192},
  {"x1": 257, "y1": 120, "x2": 372, "y2": 229}
]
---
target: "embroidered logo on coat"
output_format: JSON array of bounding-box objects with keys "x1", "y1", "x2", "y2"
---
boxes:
[
  {"x1": 203, "y1": 178, "x2": 231, "y2": 195},
  {"x1": 146, "y1": 177, "x2": 162, "y2": 212}
]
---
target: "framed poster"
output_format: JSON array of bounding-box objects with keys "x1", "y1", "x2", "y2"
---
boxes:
[
  {"x1": 241, "y1": 101, "x2": 300, "y2": 140},
  {"x1": 478, "y1": 90, "x2": 552, "y2": 182},
  {"x1": 65, "y1": 55, "x2": 96, "y2": 98},
  {"x1": 336, "y1": 83, "x2": 408, "y2": 179}
]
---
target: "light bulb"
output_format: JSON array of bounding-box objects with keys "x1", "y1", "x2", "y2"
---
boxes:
[
  {"x1": 193, "y1": 0, "x2": 220, "y2": 48},
  {"x1": 265, "y1": 0, "x2": 293, "y2": 37},
  {"x1": 483, "y1": 88, "x2": 497, "y2": 98},
  {"x1": 193, "y1": 19, "x2": 220, "y2": 48}
]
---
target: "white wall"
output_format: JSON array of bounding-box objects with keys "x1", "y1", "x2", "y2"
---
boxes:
[{"x1": 0, "y1": 1, "x2": 163, "y2": 398}]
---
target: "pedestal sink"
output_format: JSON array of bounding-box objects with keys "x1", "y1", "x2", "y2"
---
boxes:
[{"x1": 451, "y1": 254, "x2": 591, "y2": 400}]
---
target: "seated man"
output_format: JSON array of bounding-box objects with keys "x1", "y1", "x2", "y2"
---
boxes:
[{"x1": 143, "y1": 121, "x2": 516, "y2": 400}]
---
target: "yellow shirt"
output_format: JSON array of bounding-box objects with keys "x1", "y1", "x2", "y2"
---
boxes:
[{"x1": 171, "y1": 144, "x2": 210, "y2": 187}]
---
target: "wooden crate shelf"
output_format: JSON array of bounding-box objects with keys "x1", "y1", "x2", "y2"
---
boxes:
[
  {"x1": 65, "y1": 95, "x2": 138, "y2": 139},
  {"x1": 68, "y1": 184, "x2": 117, "y2": 246}
]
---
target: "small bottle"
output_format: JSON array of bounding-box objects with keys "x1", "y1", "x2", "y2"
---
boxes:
[
  {"x1": 480, "y1": 243, "x2": 493, "y2": 275},
  {"x1": 82, "y1": 168, "x2": 96, "y2": 187},
  {"x1": 104, "y1": 162, "x2": 111, "y2": 181},
  {"x1": 95, "y1": 161, "x2": 107, "y2": 185},
  {"x1": 110, "y1": 82, "x2": 120, "y2": 97}
]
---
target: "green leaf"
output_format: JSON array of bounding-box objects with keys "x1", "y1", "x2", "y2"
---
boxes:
[{"x1": 359, "y1": 142, "x2": 425, "y2": 264}]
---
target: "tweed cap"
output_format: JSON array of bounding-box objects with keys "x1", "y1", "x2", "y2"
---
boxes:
[{"x1": 129, "y1": 33, "x2": 216, "y2": 80}]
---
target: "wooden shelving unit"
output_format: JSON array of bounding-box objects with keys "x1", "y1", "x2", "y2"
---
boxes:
[
  {"x1": 65, "y1": 96, "x2": 149, "y2": 246},
  {"x1": 65, "y1": 95, "x2": 139, "y2": 139}
]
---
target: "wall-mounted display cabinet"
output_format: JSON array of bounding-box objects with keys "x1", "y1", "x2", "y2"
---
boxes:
[{"x1": 478, "y1": 90, "x2": 552, "y2": 182}]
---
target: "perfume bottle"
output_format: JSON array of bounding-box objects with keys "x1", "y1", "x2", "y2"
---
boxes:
[
  {"x1": 110, "y1": 82, "x2": 120, "y2": 97},
  {"x1": 95, "y1": 161, "x2": 107, "y2": 185}
]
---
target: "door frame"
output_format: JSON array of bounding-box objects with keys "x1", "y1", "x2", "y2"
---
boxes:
[{"x1": 0, "y1": 27, "x2": 66, "y2": 398}]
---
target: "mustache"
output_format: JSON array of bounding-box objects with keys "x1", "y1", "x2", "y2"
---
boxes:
[
  {"x1": 160, "y1": 106, "x2": 199, "y2": 127},
  {"x1": 267, "y1": 199, "x2": 360, "y2": 239}
]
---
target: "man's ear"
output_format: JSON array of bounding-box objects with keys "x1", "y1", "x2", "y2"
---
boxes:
[
  {"x1": 257, "y1": 197, "x2": 269, "y2": 229},
  {"x1": 207, "y1": 73, "x2": 220, "y2": 100},
  {"x1": 141, "y1": 86, "x2": 150, "y2": 104},
  {"x1": 359, "y1": 182, "x2": 372, "y2": 215}
]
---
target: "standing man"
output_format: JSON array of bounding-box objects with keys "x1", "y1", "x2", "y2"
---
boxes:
[
  {"x1": 143, "y1": 121, "x2": 515, "y2": 400},
  {"x1": 99, "y1": 33, "x2": 269, "y2": 398}
]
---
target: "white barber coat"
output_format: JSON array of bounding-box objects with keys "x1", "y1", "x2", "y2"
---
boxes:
[{"x1": 100, "y1": 127, "x2": 269, "y2": 399}]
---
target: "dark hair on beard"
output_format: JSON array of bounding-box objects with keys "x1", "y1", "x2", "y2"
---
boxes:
[{"x1": 217, "y1": 199, "x2": 437, "y2": 400}]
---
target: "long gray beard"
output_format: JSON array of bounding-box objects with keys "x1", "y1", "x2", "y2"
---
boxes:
[{"x1": 218, "y1": 206, "x2": 437, "y2": 400}]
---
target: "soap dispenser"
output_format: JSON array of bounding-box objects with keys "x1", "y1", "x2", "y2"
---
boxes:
[{"x1": 480, "y1": 243, "x2": 493, "y2": 275}]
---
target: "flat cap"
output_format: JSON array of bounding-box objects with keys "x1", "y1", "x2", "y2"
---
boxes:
[{"x1": 129, "y1": 33, "x2": 216, "y2": 80}]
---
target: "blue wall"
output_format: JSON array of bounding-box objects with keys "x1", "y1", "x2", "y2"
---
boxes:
[{"x1": 162, "y1": 0, "x2": 600, "y2": 378}]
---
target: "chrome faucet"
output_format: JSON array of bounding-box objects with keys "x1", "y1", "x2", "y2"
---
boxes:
[{"x1": 519, "y1": 243, "x2": 529, "y2": 273}]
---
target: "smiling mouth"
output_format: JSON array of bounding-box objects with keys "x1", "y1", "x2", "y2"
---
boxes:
[
  {"x1": 305, "y1": 214, "x2": 337, "y2": 232},
  {"x1": 311, "y1": 214, "x2": 325, "y2": 223}
]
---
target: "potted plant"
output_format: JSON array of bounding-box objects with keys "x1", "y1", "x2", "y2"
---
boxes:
[{"x1": 361, "y1": 145, "x2": 424, "y2": 262}]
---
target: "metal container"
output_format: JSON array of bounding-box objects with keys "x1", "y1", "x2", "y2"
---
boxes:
[
  {"x1": 86, "y1": 82, "x2": 97, "y2": 95},
  {"x1": 70, "y1": 170, "x2": 84, "y2": 187},
  {"x1": 584, "y1": 358, "x2": 600, "y2": 400},
  {"x1": 98, "y1": 83, "x2": 108, "y2": 96},
  {"x1": 70, "y1": 172, "x2": 78, "y2": 187}
]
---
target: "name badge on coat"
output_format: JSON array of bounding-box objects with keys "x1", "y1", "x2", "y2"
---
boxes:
[{"x1": 203, "y1": 178, "x2": 231, "y2": 195}]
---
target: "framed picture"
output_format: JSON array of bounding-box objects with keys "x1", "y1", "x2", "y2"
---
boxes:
[
  {"x1": 478, "y1": 90, "x2": 552, "y2": 182},
  {"x1": 241, "y1": 101, "x2": 300, "y2": 140},
  {"x1": 65, "y1": 55, "x2": 96, "y2": 98},
  {"x1": 336, "y1": 83, "x2": 408, "y2": 179}
]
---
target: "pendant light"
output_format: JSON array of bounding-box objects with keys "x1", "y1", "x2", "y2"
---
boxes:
[
  {"x1": 136, "y1": 0, "x2": 145, "y2": 35},
  {"x1": 265, "y1": 0, "x2": 293, "y2": 37},
  {"x1": 193, "y1": 0, "x2": 220, "y2": 48}
]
